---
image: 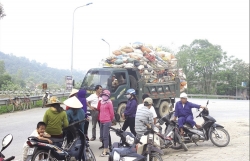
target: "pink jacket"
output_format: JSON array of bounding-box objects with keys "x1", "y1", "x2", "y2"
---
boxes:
[{"x1": 97, "y1": 100, "x2": 114, "y2": 123}]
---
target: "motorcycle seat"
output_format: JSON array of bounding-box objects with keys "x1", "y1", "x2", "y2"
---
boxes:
[{"x1": 28, "y1": 137, "x2": 63, "y2": 143}]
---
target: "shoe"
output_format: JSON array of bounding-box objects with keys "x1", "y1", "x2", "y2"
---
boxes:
[
  {"x1": 90, "y1": 138, "x2": 96, "y2": 141},
  {"x1": 99, "y1": 145, "x2": 104, "y2": 149},
  {"x1": 100, "y1": 152, "x2": 109, "y2": 157}
]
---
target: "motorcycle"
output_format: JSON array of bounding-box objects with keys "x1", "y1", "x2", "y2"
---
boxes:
[
  {"x1": 109, "y1": 114, "x2": 164, "y2": 161},
  {"x1": 26, "y1": 119, "x2": 95, "y2": 161},
  {"x1": 0, "y1": 134, "x2": 15, "y2": 161},
  {"x1": 161, "y1": 100, "x2": 230, "y2": 149},
  {"x1": 42, "y1": 91, "x2": 52, "y2": 108}
]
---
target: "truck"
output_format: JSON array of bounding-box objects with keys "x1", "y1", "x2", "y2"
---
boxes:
[{"x1": 80, "y1": 67, "x2": 181, "y2": 120}]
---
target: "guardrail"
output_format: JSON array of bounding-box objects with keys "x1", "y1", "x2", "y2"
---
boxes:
[
  {"x1": 187, "y1": 94, "x2": 247, "y2": 100},
  {"x1": 0, "y1": 92, "x2": 70, "y2": 106}
]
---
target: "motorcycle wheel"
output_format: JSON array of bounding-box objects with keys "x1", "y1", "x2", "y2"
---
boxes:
[
  {"x1": 176, "y1": 134, "x2": 188, "y2": 151},
  {"x1": 86, "y1": 147, "x2": 96, "y2": 161},
  {"x1": 148, "y1": 153, "x2": 163, "y2": 161},
  {"x1": 210, "y1": 127, "x2": 230, "y2": 147},
  {"x1": 31, "y1": 150, "x2": 58, "y2": 161}
]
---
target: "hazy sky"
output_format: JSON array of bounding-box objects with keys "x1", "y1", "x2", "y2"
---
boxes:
[{"x1": 0, "y1": 0, "x2": 249, "y2": 71}]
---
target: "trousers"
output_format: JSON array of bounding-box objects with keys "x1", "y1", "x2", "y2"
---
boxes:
[
  {"x1": 90, "y1": 110, "x2": 99, "y2": 138},
  {"x1": 178, "y1": 115, "x2": 196, "y2": 128},
  {"x1": 100, "y1": 122, "x2": 112, "y2": 148},
  {"x1": 122, "y1": 117, "x2": 136, "y2": 137}
]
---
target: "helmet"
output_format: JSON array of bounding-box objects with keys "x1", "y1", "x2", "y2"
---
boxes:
[
  {"x1": 101, "y1": 89, "x2": 111, "y2": 97},
  {"x1": 180, "y1": 92, "x2": 188, "y2": 99},
  {"x1": 125, "y1": 89, "x2": 136, "y2": 95}
]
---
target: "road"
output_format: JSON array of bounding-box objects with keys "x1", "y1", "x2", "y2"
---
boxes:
[{"x1": 0, "y1": 98, "x2": 249, "y2": 161}]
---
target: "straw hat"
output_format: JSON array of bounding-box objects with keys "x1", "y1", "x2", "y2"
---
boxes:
[
  {"x1": 63, "y1": 96, "x2": 83, "y2": 108},
  {"x1": 45, "y1": 96, "x2": 62, "y2": 107},
  {"x1": 69, "y1": 89, "x2": 79, "y2": 97}
]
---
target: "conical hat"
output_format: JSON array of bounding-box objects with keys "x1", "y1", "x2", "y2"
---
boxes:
[
  {"x1": 63, "y1": 96, "x2": 82, "y2": 108},
  {"x1": 69, "y1": 89, "x2": 79, "y2": 97}
]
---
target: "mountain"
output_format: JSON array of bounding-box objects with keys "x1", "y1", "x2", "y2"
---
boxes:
[{"x1": 0, "y1": 51, "x2": 86, "y2": 88}]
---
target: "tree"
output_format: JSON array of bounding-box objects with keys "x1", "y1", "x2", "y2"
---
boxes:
[
  {"x1": 0, "y1": 3, "x2": 6, "y2": 19},
  {"x1": 176, "y1": 39, "x2": 227, "y2": 94}
]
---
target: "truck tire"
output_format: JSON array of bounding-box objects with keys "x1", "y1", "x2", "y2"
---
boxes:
[
  {"x1": 129, "y1": 75, "x2": 137, "y2": 90},
  {"x1": 117, "y1": 103, "x2": 126, "y2": 122},
  {"x1": 158, "y1": 101, "x2": 172, "y2": 118}
]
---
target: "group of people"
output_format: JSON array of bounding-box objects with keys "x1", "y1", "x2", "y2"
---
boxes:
[{"x1": 23, "y1": 83, "x2": 207, "y2": 160}]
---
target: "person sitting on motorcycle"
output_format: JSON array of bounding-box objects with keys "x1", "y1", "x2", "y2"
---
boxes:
[
  {"x1": 172, "y1": 93, "x2": 207, "y2": 136},
  {"x1": 23, "y1": 122, "x2": 52, "y2": 161},
  {"x1": 135, "y1": 97, "x2": 154, "y2": 139}
]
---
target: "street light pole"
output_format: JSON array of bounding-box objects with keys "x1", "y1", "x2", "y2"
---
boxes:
[
  {"x1": 236, "y1": 74, "x2": 237, "y2": 98},
  {"x1": 71, "y1": 2, "x2": 93, "y2": 78},
  {"x1": 101, "y1": 39, "x2": 110, "y2": 56}
]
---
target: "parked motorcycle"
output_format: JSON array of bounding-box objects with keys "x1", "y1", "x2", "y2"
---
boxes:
[
  {"x1": 0, "y1": 134, "x2": 15, "y2": 161},
  {"x1": 160, "y1": 100, "x2": 230, "y2": 149},
  {"x1": 26, "y1": 119, "x2": 95, "y2": 161},
  {"x1": 42, "y1": 91, "x2": 52, "y2": 108},
  {"x1": 109, "y1": 115, "x2": 164, "y2": 161}
]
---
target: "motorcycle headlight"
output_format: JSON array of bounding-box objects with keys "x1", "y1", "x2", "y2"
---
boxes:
[
  {"x1": 153, "y1": 126, "x2": 159, "y2": 133},
  {"x1": 126, "y1": 135, "x2": 135, "y2": 145}
]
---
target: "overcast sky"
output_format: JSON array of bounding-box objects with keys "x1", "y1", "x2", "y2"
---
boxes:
[{"x1": 0, "y1": 0, "x2": 249, "y2": 71}]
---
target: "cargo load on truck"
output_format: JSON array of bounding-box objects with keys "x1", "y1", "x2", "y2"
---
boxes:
[{"x1": 99, "y1": 42, "x2": 187, "y2": 92}]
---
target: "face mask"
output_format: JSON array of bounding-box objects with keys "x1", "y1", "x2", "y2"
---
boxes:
[
  {"x1": 102, "y1": 95, "x2": 109, "y2": 101},
  {"x1": 126, "y1": 95, "x2": 131, "y2": 99}
]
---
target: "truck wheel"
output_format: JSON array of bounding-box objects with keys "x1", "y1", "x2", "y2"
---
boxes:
[
  {"x1": 129, "y1": 75, "x2": 137, "y2": 89},
  {"x1": 158, "y1": 101, "x2": 172, "y2": 118},
  {"x1": 117, "y1": 103, "x2": 126, "y2": 122}
]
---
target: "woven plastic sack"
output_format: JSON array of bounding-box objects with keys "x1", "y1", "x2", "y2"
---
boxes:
[
  {"x1": 133, "y1": 49, "x2": 144, "y2": 55},
  {"x1": 121, "y1": 46, "x2": 134, "y2": 53},
  {"x1": 143, "y1": 53, "x2": 155, "y2": 62},
  {"x1": 141, "y1": 46, "x2": 152, "y2": 54},
  {"x1": 114, "y1": 59, "x2": 123, "y2": 65},
  {"x1": 113, "y1": 50, "x2": 122, "y2": 56},
  {"x1": 132, "y1": 42, "x2": 143, "y2": 49}
]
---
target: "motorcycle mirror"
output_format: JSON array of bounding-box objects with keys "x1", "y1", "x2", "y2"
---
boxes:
[
  {"x1": 207, "y1": 100, "x2": 209, "y2": 105},
  {"x1": 1, "y1": 134, "x2": 13, "y2": 152},
  {"x1": 115, "y1": 113, "x2": 120, "y2": 122}
]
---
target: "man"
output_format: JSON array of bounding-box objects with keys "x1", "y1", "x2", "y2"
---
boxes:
[
  {"x1": 135, "y1": 97, "x2": 154, "y2": 138},
  {"x1": 87, "y1": 85, "x2": 102, "y2": 141},
  {"x1": 137, "y1": 94, "x2": 157, "y2": 124},
  {"x1": 112, "y1": 75, "x2": 118, "y2": 87},
  {"x1": 173, "y1": 93, "x2": 207, "y2": 135}
]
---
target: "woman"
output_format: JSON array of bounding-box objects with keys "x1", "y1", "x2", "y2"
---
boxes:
[
  {"x1": 43, "y1": 96, "x2": 69, "y2": 138},
  {"x1": 97, "y1": 90, "x2": 114, "y2": 157},
  {"x1": 66, "y1": 88, "x2": 79, "y2": 110},
  {"x1": 77, "y1": 89, "x2": 90, "y2": 141},
  {"x1": 64, "y1": 96, "x2": 85, "y2": 132},
  {"x1": 122, "y1": 89, "x2": 137, "y2": 137}
]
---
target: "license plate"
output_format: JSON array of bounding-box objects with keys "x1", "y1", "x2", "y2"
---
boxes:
[{"x1": 27, "y1": 148, "x2": 35, "y2": 155}]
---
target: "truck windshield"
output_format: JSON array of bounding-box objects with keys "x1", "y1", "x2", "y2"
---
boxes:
[{"x1": 81, "y1": 70, "x2": 111, "y2": 90}]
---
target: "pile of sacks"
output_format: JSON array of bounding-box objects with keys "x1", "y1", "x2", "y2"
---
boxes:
[{"x1": 100, "y1": 42, "x2": 187, "y2": 92}]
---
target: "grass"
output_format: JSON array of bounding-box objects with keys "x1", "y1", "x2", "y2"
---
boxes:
[{"x1": 0, "y1": 97, "x2": 68, "y2": 114}]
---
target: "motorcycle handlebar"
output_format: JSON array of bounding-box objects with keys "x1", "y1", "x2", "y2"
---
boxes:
[
  {"x1": 63, "y1": 119, "x2": 87, "y2": 130},
  {"x1": 4, "y1": 156, "x2": 15, "y2": 161}
]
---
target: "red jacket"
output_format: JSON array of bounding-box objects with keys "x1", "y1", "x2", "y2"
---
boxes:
[{"x1": 97, "y1": 100, "x2": 114, "y2": 123}]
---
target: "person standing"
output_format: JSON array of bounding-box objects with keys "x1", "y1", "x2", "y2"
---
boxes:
[
  {"x1": 87, "y1": 85, "x2": 102, "y2": 141},
  {"x1": 137, "y1": 94, "x2": 157, "y2": 124},
  {"x1": 135, "y1": 97, "x2": 154, "y2": 138},
  {"x1": 97, "y1": 90, "x2": 114, "y2": 157},
  {"x1": 64, "y1": 96, "x2": 85, "y2": 132},
  {"x1": 43, "y1": 96, "x2": 69, "y2": 139},
  {"x1": 122, "y1": 89, "x2": 137, "y2": 137}
]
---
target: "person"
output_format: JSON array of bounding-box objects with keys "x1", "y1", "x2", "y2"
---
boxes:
[
  {"x1": 135, "y1": 98, "x2": 154, "y2": 138},
  {"x1": 64, "y1": 96, "x2": 85, "y2": 132},
  {"x1": 97, "y1": 90, "x2": 114, "y2": 157},
  {"x1": 23, "y1": 122, "x2": 52, "y2": 161},
  {"x1": 77, "y1": 89, "x2": 90, "y2": 141},
  {"x1": 112, "y1": 75, "x2": 118, "y2": 87},
  {"x1": 87, "y1": 85, "x2": 102, "y2": 141},
  {"x1": 122, "y1": 89, "x2": 137, "y2": 137},
  {"x1": 43, "y1": 96, "x2": 69, "y2": 138},
  {"x1": 66, "y1": 88, "x2": 79, "y2": 110},
  {"x1": 137, "y1": 94, "x2": 157, "y2": 124},
  {"x1": 172, "y1": 93, "x2": 207, "y2": 135}
]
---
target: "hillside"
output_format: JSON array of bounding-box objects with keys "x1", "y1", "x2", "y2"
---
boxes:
[{"x1": 0, "y1": 51, "x2": 86, "y2": 89}]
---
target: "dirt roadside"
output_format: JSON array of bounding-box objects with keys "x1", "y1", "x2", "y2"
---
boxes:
[{"x1": 162, "y1": 118, "x2": 249, "y2": 161}]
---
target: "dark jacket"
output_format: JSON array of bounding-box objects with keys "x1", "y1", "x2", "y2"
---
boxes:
[{"x1": 124, "y1": 98, "x2": 137, "y2": 118}]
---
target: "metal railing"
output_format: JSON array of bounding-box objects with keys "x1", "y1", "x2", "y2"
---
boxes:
[{"x1": 187, "y1": 94, "x2": 247, "y2": 100}]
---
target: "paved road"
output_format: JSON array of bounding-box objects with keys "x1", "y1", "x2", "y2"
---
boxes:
[{"x1": 0, "y1": 98, "x2": 249, "y2": 161}]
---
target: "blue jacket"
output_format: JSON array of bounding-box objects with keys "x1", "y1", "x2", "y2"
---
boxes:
[
  {"x1": 66, "y1": 108, "x2": 85, "y2": 132},
  {"x1": 174, "y1": 101, "x2": 200, "y2": 118},
  {"x1": 124, "y1": 98, "x2": 137, "y2": 118}
]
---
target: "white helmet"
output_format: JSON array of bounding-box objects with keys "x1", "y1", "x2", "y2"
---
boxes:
[{"x1": 180, "y1": 92, "x2": 188, "y2": 99}]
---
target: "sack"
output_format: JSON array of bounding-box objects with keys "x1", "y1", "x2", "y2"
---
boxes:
[
  {"x1": 114, "y1": 59, "x2": 123, "y2": 65},
  {"x1": 143, "y1": 53, "x2": 155, "y2": 62},
  {"x1": 132, "y1": 42, "x2": 143, "y2": 49},
  {"x1": 113, "y1": 50, "x2": 122, "y2": 56},
  {"x1": 141, "y1": 46, "x2": 152, "y2": 54},
  {"x1": 133, "y1": 49, "x2": 143, "y2": 55},
  {"x1": 121, "y1": 46, "x2": 134, "y2": 53}
]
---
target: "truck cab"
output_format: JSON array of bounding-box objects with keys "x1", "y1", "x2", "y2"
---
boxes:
[{"x1": 81, "y1": 67, "x2": 180, "y2": 119}]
